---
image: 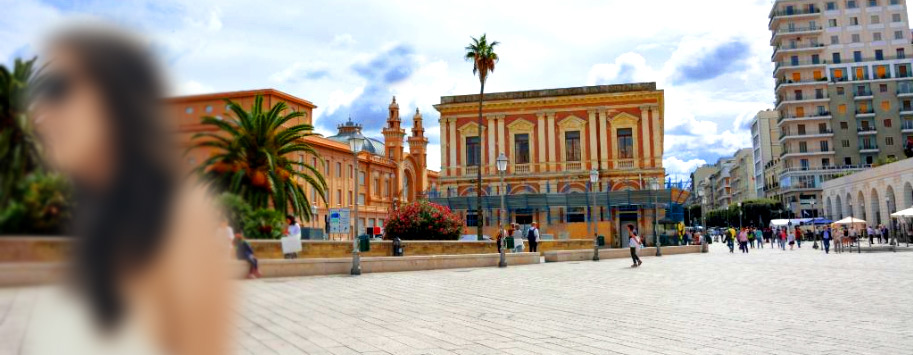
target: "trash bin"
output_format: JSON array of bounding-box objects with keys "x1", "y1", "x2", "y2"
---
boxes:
[
  {"x1": 392, "y1": 237, "x2": 404, "y2": 256},
  {"x1": 505, "y1": 236, "x2": 515, "y2": 249},
  {"x1": 597, "y1": 235, "x2": 606, "y2": 247},
  {"x1": 358, "y1": 234, "x2": 370, "y2": 252}
]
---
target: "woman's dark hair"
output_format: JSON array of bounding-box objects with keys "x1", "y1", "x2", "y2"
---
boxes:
[{"x1": 48, "y1": 27, "x2": 177, "y2": 330}]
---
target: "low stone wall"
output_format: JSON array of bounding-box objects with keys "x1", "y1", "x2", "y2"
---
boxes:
[
  {"x1": 0, "y1": 237, "x2": 594, "y2": 262},
  {"x1": 236, "y1": 252, "x2": 541, "y2": 279},
  {"x1": 544, "y1": 245, "x2": 703, "y2": 262}
]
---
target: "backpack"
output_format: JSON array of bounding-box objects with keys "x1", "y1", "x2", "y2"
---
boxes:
[{"x1": 527, "y1": 228, "x2": 536, "y2": 241}]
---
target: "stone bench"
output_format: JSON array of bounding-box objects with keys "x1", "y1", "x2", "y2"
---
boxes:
[{"x1": 543, "y1": 245, "x2": 703, "y2": 263}]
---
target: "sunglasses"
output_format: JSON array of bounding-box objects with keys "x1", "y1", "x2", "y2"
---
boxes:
[{"x1": 30, "y1": 71, "x2": 74, "y2": 106}]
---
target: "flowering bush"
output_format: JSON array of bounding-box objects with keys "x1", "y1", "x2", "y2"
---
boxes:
[{"x1": 384, "y1": 200, "x2": 462, "y2": 240}]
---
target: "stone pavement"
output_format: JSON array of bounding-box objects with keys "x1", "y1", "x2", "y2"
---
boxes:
[{"x1": 3, "y1": 243, "x2": 913, "y2": 354}]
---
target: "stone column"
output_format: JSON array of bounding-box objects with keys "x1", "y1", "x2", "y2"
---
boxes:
[
  {"x1": 487, "y1": 115, "x2": 496, "y2": 174},
  {"x1": 598, "y1": 108, "x2": 609, "y2": 170},
  {"x1": 651, "y1": 105, "x2": 662, "y2": 168},
  {"x1": 537, "y1": 112, "x2": 546, "y2": 172},
  {"x1": 546, "y1": 111, "x2": 556, "y2": 171},
  {"x1": 448, "y1": 118, "x2": 457, "y2": 176},
  {"x1": 497, "y1": 115, "x2": 506, "y2": 161},
  {"x1": 639, "y1": 106, "x2": 650, "y2": 169},
  {"x1": 587, "y1": 108, "x2": 598, "y2": 170},
  {"x1": 440, "y1": 119, "x2": 447, "y2": 175}
]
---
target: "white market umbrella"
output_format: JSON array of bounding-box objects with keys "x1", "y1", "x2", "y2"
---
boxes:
[
  {"x1": 890, "y1": 207, "x2": 913, "y2": 218},
  {"x1": 832, "y1": 216, "x2": 867, "y2": 225}
]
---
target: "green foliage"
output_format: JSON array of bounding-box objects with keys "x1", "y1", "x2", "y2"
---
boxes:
[
  {"x1": 464, "y1": 34, "x2": 500, "y2": 85},
  {"x1": 217, "y1": 192, "x2": 284, "y2": 240},
  {"x1": 0, "y1": 172, "x2": 72, "y2": 235},
  {"x1": 241, "y1": 208, "x2": 285, "y2": 240},
  {"x1": 190, "y1": 95, "x2": 327, "y2": 222},
  {"x1": 1, "y1": 57, "x2": 43, "y2": 207},
  {"x1": 384, "y1": 200, "x2": 462, "y2": 241},
  {"x1": 705, "y1": 199, "x2": 784, "y2": 228}
]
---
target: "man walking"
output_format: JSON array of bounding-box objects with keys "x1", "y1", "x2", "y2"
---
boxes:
[
  {"x1": 527, "y1": 222, "x2": 540, "y2": 253},
  {"x1": 755, "y1": 227, "x2": 764, "y2": 249},
  {"x1": 822, "y1": 226, "x2": 832, "y2": 254}
]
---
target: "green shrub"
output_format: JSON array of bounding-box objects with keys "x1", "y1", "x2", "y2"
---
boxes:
[
  {"x1": 0, "y1": 172, "x2": 72, "y2": 235},
  {"x1": 242, "y1": 208, "x2": 285, "y2": 239}
]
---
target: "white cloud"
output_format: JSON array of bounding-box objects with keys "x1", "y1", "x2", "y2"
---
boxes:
[
  {"x1": 331, "y1": 33, "x2": 355, "y2": 47},
  {"x1": 177, "y1": 80, "x2": 214, "y2": 95}
]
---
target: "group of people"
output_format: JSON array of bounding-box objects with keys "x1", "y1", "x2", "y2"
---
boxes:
[
  {"x1": 721, "y1": 226, "x2": 802, "y2": 253},
  {"x1": 714, "y1": 223, "x2": 899, "y2": 255},
  {"x1": 495, "y1": 222, "x2": 541, "y2": 253}
]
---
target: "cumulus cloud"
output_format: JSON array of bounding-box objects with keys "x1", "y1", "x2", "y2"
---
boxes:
[
  {"x1": 586, "y1": 52, "x2": 657, "y2": 85},
  {"x1": 664, "y1": 157, "x2": 708, "y2": 181},
  {"x1": 667, "y1": 39, "x2": 752, "y2": 85}
]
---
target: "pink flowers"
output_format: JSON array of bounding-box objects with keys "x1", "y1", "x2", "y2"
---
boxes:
[{"x1": 385, "y1": 200, "x2": 461, "y2": 240}]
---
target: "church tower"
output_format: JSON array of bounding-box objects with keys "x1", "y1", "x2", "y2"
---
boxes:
[
  {"x1": 382, "y1": 97, "x2": 406, "y2": 200},
  {"x1": 408, "y1": 108, "x2": 429, "y2": 194}
]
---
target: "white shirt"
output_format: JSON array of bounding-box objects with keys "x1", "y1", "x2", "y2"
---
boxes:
[{"x1": 629, "y1": 235, "x2": 640, "y2": 248}]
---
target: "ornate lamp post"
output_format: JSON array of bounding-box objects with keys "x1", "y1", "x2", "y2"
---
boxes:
[
  {"x1": 496, "y1": 152, "x2": 508, "y2": 268},
  {"x1": 590, "y1": 169, "x2": 600, "y2": 261},
  {"x1": 349, "y1": 131, "x2": 365, "y2": 276}
]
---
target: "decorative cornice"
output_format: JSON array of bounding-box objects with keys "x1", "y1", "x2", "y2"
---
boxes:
[{"x1": 434, "y1": 91, "x2": 663, "y2": 115}]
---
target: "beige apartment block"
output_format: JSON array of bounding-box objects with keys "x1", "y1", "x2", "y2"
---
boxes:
[{"x1": 770, "y1": 0, "x2": 913, "y2": 218}]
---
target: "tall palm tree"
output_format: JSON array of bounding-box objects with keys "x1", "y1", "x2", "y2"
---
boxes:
[
  {"x1": 465, "y1": 34, "x2": 499, "y2": 240},
  {"x1": 190, "y1": 95, "x2": 328, "y2": 221},
  {"x1": 0, "y1": 57, "x2": 43, "y2": 206}
]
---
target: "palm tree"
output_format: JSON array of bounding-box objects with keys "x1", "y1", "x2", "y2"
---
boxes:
[
  {"x1": 190, "y1": 95, "x2": 328, "y2": 221},
  {"x1": 0, "y1": 57, "x2": 43, "y2": 206},
  {"x1": 465, "y1": 34, "x2": 499, "y2": 240}
]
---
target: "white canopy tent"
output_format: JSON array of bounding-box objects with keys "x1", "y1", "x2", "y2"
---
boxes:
[
  {"x1": 890, "y1": 207, "x2": 913, "y2": 218},
  {"x1": 833, "y1": 217, "x2": 867, "y2": 225}
]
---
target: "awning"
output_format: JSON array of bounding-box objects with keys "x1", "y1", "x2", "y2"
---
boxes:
[{"x1": 891, "y1": 207, "x2": 913, "y2": 218}]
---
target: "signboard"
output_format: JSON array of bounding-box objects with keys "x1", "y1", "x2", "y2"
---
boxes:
[{"x1": 329, "y1": 208, "x2": 350, "y2": 234}]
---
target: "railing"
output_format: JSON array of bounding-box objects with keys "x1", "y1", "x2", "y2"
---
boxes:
[
  {"x1": 770, "y1": 8, "x2": 821, "y2": 18},
  {"x1": 857, "y1": 127, "x2": 877, "y2": 133},
  {"x1": 779, "y1": 112, "x2": 831, "y2": 122},
  {"x1": 901, "y1": 121, "x2": 913, "y2": 130},
  {"x1": 564, "y1": 162, "x2": 582, "y2": 171},
  {"x1": 774, "y1": 59, "x2": 825, "y2": 71},
  {"x1": 859, "y1": 144, "x2": 879, "y2": 151},
  {"x1": 780, "y1": 129, "x2": 834, "y2": 139},
  {"x1": 513, "y1": 164, "x2": 530, "y2": 174},
  {"x1": 856, "y1": 108, "x2": 875, "y2": 115},
  {"x1": 774, "y1": 42, "x2": 825, "y2": 52},
  {"x1": 898, "y1": 87, "x2": 913, "y2": 95},
  {"x1": 776, "y1": 77, "x2": 828, "y2": 88},
  {"x1": 781, "y1": 149, "x2": 835, "y2": 157},
  {"x1": 853, "y1": 89, "x2": 873, "y2": 97},
  {"x1": 772, "y1": 25, "x2": 823, "y2": 37},
  {"x1": 616, "y1": 159, "x2": 634, "y2": 169},
  {"x1": 465, "y1": 166, "x2": 479, "y2": 176}
]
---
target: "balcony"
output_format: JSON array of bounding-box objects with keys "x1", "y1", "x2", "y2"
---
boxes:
[
  {"x1": 857, "y1": 127, "x2": 878, "y2": 135},
  {"x1": 778, "y1": 112, "x2": 831, "y2": 123},
  {"x1": 855, "y1": 108, "x2": 876, "y2": 117},
  {"x1": 464, "y1": 166, "x2": 479, "y2": 176},
  {"x1": 771, "y1": 26, "x2": 823, "y2": 44},
  {"x1": 902, "y1": 121, "x2": 913, "y2": 133},
  {"x1": 898, "y1": 86, "x2": 913, "y2": 97},
  {"x1": 775, "y1": 77, "x2": 829, "y2": 90},
  {"x1": 615, "y1": 159, "x2": 634, "y2": 170},
  {"x1": 513, "y1": 164, "x2": 530, "y2": 174},
  {"x1": 780, "y1": 149, "x2": 836, "y2": 159},
  {"x1": 853, "y1": 89, "x2": 873, "y2": 99},
  {"x1": 859, "y1": 144, "x2": 880, "y2": 154},
  {"x1": 775, "y1": 93, "x2": 829, "y2": 109},
  {"x1": 778, "y1": 129, "x2": 834, "y2": 142},
  {"x1": 772, "y1": 43, "x2": 825, "y2": 59},
  {"x1": 773, "y1": 59, "x2": 826, "y2": 74},
  {"x1": 901, "y1": 107, "x2": 913, "y2": 116},
  {"x1": 769, "y1": 7, "x2": 821, "y2": 21},
  {"x1": 564, "y1": 161, "x2": 582, "y2": 171}
]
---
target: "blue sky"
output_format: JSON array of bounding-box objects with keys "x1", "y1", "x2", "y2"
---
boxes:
[{"x1": 7, "y1": 0, "x2": 903, "y2": 181}]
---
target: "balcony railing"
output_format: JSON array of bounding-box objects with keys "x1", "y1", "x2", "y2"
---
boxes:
[
  {"x1": 564, "y1": 161, "x2": 582, "y2": 171},
  {"x1": 772, "y1": 25, "x2": 823, "y2": 38},
  {"x1": 513, "y1": 164, "x2": 530, "y2": 174},
  {"x1": 859, "y1": 144, "x2": 879, "y2": 152},
  {"x1": 775, "y1": 77, "x2": 829, "y2": 89},
  {"x1": 857, "y1": 126, "x2": 878, "y2": 135},
  {"x1": 781, "y1": 149, "x2": 835, "y2": 157},
  {"x1": 774, "y1": 59, "x2": 825, "y2": 71},
  {"x1": 902, "y1": 121, "x2": 913, "y2": 130},
  {"x1": 778, "y1": 112, "x2": 831, "y2": 123},
  {"x1": 779, "y1": 129, "x2": 834, "y2": 140},
  {"x1": 770, "y1": 8, "x2": 821, "y2": 19},
  {"x1": 615, "y1": 159, "x2": 634, "y2": 170},
  {"x1": 855, "y1": 108, "x2": 875, "y2": 115},
  {"x1": 898, "y1": 86, "x2": 913, "y2": 95},
  {"x1": 465, "y1": 166, "x2": 479, "y2": 176},
  {"x1": 853, "y1": 89, "x2": 873, "y2": 97}
]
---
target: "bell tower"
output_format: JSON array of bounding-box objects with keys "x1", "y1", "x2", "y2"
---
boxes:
[
  {"x1": 382, "y1": 96, "x2": 405, "y2": 162},
  {"x1": 408, "y1": 107, "x2": 429, "y2": 195}
]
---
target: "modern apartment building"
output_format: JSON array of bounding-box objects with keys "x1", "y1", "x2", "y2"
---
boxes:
[
  {"x1": 769, "y1": 0, "x2": 913, "y2": 218},
  {"x1": 751, "y1": 110, "x2": 782, "y2": 198},
  {"x1": 730, "y1": 148, "x2": 758, "y2": 203}
]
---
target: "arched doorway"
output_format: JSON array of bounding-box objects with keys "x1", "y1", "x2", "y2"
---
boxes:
[
  {"x1": 857, "y1": 191, "x2": 867, "y2": 221},
  {"x1": 904, "y1": 182, "x2": 913, "y2": 209},
  {"x1": 870, "y1": 188, "x2": 881, "y2": 226},
  {"x1": 835, "y1": 195, "x2": 843, "y2": 219},
  {"x1": 403, "y1": 171, "x2": 414, "y2": 203}
]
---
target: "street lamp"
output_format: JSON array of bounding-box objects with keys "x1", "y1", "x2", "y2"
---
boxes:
[
  {"x1": 738, "y1": 202, "x2": 743, "y2": 231},
  {"x1": 311, "y1": 204, "x2": 318, "y2": 236},
  {"x1": 348, "y1": 131, "x2": 365, "y2": 276},
  {"x1": 812, "y1": 201, "x2": 819, "y2": 249},
  {"x1": 650, "y1": 177, "x2": 662, "y2": 257},
  {"x1": 496, "y1": 152, "x2": 508, "y2": 268},
  {"x1": 589, "y1": 169, "x2": 600, "y2": 261}
]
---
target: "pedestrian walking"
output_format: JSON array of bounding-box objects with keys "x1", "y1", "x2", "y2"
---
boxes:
[
  {"x1": 795, "y1": 226, "x2": 803, "y2": 248},
  {"x1": 511, "y1": 223, "x2": 524, "y2": 253},
  {"x1": 725, "y1": 228, "x2": 735, "y2": 253},
  {"x1": 779, "y1": 228, "x2": 788, "y2": 250},
  {"x1": 822, "y1": 227, "x2": 832, "y2": 254},
  {"x1": 748, "y1": 227, "x2": 756, "y2": 249},
  {"x1": 867, "y1": 225, "x2": 875, "y2": 246},
  {"x1": 738, "y1": 228, "x2": 749, "y2": 253},
  {"x1": 754, "y1": 227, "x2": 764, "y2": 249},
  {"x1": 496, "y1": 225, "x2": 506, "y2": 254},
  {"x1": 788, "y1": 227, "x2": 797, "y2": 250},
  {"x1": 628, "y1": 224, "x2": 642, "y2": 267},
  {"x1": 527, "y1": 222, "x2": 540, "y2": 253}
]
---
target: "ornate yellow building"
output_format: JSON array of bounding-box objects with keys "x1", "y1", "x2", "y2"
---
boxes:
[{"x1": 431, "y1": 83, "x2": 689, "y2": 246}]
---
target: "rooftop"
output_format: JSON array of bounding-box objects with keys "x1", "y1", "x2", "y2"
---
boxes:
[{"x1": 438, "y1": 82, "x2": 658, "y2": 105}]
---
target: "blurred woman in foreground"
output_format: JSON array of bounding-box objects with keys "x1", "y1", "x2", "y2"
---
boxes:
[{"x1": 26, "y1": 25, "x2": 231, "y2": 355}]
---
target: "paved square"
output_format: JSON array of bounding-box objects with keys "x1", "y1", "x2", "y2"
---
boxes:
[{"x1": 4, "y1": 243, "x2": 913, "y2": 354}]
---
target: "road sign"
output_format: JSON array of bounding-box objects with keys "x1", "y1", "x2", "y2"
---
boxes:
[{"x1": 329, "y1": 208, "x2": 350, "y2": 234}]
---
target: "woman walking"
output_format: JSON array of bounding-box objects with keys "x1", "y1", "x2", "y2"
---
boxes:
[
  {"x1": 628, "y1": 224, "x2": 642, "y2": 267},
  {"x1": 738, "y1": 228, "x2": 749, "y2": 253},
  {"x1": 788, "y1": 227, "x2": 798, "y2": 250}
]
